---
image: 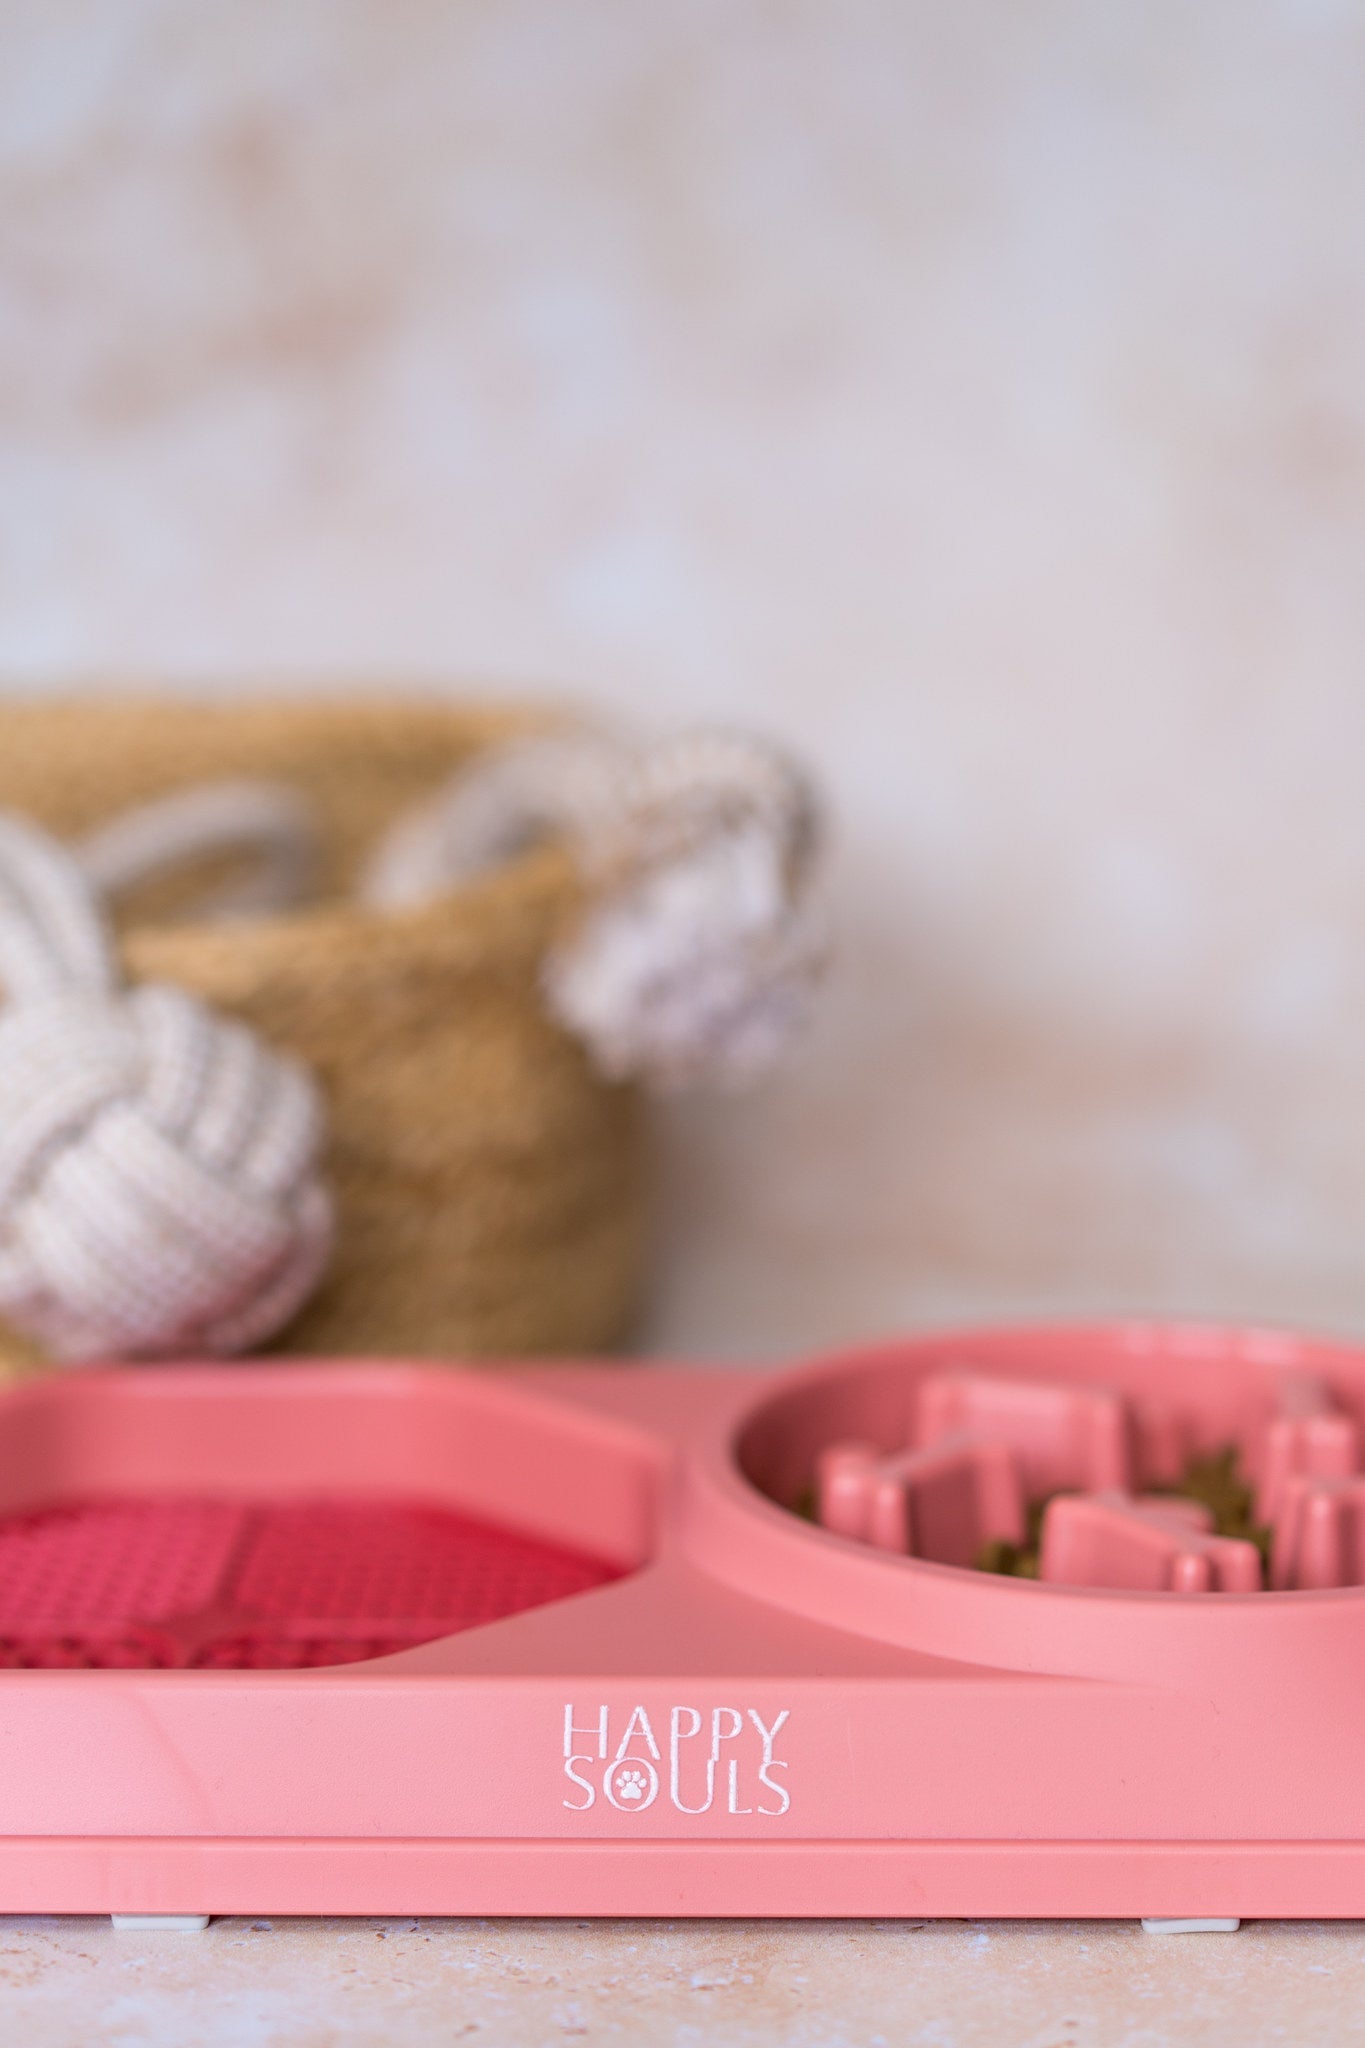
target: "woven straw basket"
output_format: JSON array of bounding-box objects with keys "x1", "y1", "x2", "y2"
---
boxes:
[{"x1": 0, "y1": 698, "x2": 647, "y2": 1369}]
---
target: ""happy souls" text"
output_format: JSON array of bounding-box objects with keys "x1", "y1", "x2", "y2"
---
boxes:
[{"x1": 562, "y1": 1703, "x2": 791, "y2": 1816}]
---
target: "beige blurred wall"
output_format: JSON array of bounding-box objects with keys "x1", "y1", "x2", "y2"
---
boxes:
[{"x1": 3, "y1": 1, "x2": 1365, "y2": 1354}]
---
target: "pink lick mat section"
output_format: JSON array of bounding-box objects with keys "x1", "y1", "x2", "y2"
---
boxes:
[
  {"x1": 2, "y1": 1322, "x2": 1365, "y2": 1919},
  {"x1": 0, "y1": 1496, "x2": 621, "y2": 1668}
]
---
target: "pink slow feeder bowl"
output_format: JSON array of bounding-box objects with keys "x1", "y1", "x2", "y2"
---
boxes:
[{"x1": 0, "y1": 1321, "x2": 1362, "y2": 1930}]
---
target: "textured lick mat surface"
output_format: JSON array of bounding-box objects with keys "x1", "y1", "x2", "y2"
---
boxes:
[{"x1": 0, "y1": 1496, "x2": 620, "y2": 1668}]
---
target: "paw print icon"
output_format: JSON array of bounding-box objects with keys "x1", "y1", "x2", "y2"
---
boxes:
[{"x1": 603, "y1": 1756, "x2": 659, "y2": 1811}]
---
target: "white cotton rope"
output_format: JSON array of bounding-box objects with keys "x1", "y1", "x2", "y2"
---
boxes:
[
  {"x1": 361, "y1": 726, "x2": 825, "y2": 1090},
  {"x1": 0, "y1": 810, "x2": 334, "y2": 1363},
  {"x1": 76, "y1": 777, "x2": 319, "y2": 922}
]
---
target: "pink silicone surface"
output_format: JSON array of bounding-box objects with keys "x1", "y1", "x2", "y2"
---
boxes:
[
  {"x1": 4, "y1": 1325, "x2": 1365, "y2": 1921},
  {"x1": 1038, "y1": 1492, "x2": 1261, "y2": 1593},
  {"x1": 0, "y1": 1497, "x2": 621, "y2": 1668}
]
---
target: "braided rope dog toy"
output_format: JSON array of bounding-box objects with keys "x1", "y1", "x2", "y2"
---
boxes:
[
  {"x1": 363, "y1": 726, "x2": 824, "y2": 1090},
  {"x1": 0, "y1": 810, "x2": 333, "y2": 1363}
]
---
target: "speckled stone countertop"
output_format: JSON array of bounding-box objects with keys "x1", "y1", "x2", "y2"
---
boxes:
[{"x1": 6, "y1": 1910, "x2": 1365, "y2": 2046}]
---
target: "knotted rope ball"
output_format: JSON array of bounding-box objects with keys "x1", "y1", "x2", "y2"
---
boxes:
[
  {"x1": 550, "y1": 728, "x2": 824, "y2": 1088},
  {"x1": 0, "y1": 812, "x2": 334, "y2": 1363},
  {"x1": 363, "y1": 726, "x2": 824, "y2": 1090}
]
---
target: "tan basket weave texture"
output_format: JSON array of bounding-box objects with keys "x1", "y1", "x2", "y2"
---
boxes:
[{"x1": 0, "y1": 698, "x2": 647, "y2": 1367}]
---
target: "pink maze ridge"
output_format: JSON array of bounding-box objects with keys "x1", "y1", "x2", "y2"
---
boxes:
[{"x1": 814, "y1": 1365, "x2": 1365, "y2": 1592}]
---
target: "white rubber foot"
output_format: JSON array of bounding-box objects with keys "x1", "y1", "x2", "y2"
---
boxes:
[
  {"x1": 111, "y1": 1914, "x2": 211, "y2": 1932},
  {"x1": 1141, "y1": 1917, "x2": 1240, "y2": 1934}
]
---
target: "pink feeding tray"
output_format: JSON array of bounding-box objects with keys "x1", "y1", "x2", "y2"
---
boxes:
[{"x1": 5, "y1": 1321, "x2": 1365, "y2": 1929}]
